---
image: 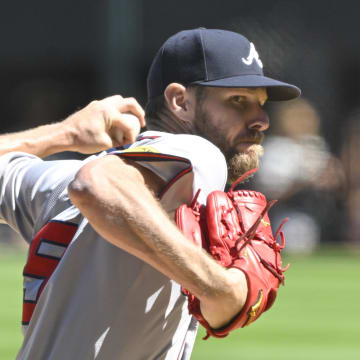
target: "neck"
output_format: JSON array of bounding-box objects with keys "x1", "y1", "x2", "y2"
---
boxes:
[{"x1": 147, "y1": 107, "x2": 196, "y2": 134}]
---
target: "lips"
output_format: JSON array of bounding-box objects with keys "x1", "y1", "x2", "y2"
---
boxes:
[
  {"x1": 237, "y1": 132, "x2": 264, "y2": 145},
  {"x1": 240, "y1": 139, "x2": 262, "y2": 145},
  {"x1": 236, "y1": 142, "x2": 262, "y2": 151}
]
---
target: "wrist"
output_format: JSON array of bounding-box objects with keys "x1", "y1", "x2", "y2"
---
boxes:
[
  {"x1": 39, "y1": 122, "x2": 76, "y2": 156},
  {"x1": 57, "y1": 119, "x2": 82, "y2": 153},
  {"x1": 20, "y1": 122, "x2": 75, "y2": 157},
  {"x1": 200, "y1": 268, "x2": 248, "y2": 329}
]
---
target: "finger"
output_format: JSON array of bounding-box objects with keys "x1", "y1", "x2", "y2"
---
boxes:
[
  {"x1": 110, "y1": 128, "x2": 125, "y2": 147},
  {"x1": 122, "y1": 123, "x2": 141, "y2": 145},
  {"x1": 107, "y1": 96, "x2": 146, "y2": 127},
  {"x1": 120, "y1": 113, "x2": 141, "y2": 144},
  {"x1": 110, "y1": 112, "x2": 141, "y2": 145},
  {"x1": 102, "y1": 94, "x2": 124, "y2": 103},
  {"x1": 121, "y1": 99, "x2": 146, "y2": 127}
]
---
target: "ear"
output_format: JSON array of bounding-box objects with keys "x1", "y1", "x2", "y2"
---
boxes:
[{"x1": 164, "y1": 83, "x2": 194, "y2": 122}]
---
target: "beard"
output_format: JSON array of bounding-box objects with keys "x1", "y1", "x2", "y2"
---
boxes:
[
  {"x1": 193, "y1": 106, "x2": 264, "y2": 184},
  {"x1": 226, "y1": 144, "x2": 264, "y2": 184}
]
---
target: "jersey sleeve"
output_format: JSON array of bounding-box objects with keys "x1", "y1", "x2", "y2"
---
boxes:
[
  {"x1": 107, "y1": 132, "x2": 228, "y2": 210},
  {"x1": 0, "y1": 152, "x2": 82, "y2": 241}
]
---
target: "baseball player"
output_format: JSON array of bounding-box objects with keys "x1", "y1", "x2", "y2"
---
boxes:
[{"x1": 0, "y1": 28, "x2": 300, "y2": 359}]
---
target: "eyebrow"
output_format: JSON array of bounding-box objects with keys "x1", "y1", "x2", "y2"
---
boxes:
[{"x1": 228, "y1": 88, "x2": 267, "y2": 103}]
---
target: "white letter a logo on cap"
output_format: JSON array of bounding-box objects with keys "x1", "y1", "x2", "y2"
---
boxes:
[{"x1": 242, "y1": 43, "x2": 263, "y2": 68}]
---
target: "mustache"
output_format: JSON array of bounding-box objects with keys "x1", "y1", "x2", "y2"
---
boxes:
[{"x1": 236, "y1": 131, "x2": 264, "y2": 144}]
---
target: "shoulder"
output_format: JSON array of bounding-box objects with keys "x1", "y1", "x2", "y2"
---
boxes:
[
  {"x1": 137, "y1": 132, "x2": 228, "y2": 199},
  {"x1": 107, "y1": 132, "x2": 228, "y2": 203},
  {"x1": 133, "y1": 131, "x2": 226, "y2": 164},
  {"x1": 107, "y1": 131, "x2": 226, "y2": 175}
]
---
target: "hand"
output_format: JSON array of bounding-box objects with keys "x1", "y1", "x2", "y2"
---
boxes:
[{"x1": 63, "y1": 95, "x2": 145, "y2": 154}]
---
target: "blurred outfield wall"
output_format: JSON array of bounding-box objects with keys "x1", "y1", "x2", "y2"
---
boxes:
[{"x1": 1, "y1": 0, "x2": 360, "y2": 247}]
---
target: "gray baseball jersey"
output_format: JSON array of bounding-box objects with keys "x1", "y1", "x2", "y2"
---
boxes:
[{"x1": 0, "y1": 131, "x2": 227, "y2": 360}]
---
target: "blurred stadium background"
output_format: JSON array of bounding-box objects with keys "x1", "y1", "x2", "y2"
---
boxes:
[{"x1": 1, "y1": 0, "x2": 360, "y2": 358}]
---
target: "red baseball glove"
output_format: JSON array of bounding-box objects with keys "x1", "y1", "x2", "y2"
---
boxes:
[{"x1": 175, "y1": 168, "x2": 289, "y2": 339}]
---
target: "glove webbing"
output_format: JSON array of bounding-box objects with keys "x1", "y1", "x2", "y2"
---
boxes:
[
  {"x1": 230, "y1": 195, "x2": 289, "y2": 284},
  {"x1": 227, "y1": 168, "x2": 289, "y2": 284}
]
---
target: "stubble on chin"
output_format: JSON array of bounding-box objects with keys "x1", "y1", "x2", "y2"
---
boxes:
[{"x1": 227, "y1": 144, "x2": 264, "y2": 184}]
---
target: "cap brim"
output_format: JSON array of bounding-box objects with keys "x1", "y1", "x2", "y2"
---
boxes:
[{"x1": 195, "y1": 74, "x2": 301, "y2": 101}]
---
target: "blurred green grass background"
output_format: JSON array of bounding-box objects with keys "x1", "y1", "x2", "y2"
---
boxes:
[{"x1": 1, "y1": 247, "x2": 359, "y2": 360}]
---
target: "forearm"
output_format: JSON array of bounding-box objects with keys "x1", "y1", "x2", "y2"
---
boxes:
[
  {"x1": 68, "y1": 156, "x2": 247, "y2": 328},
  {"x1": 0, "y1": 122, "x2": 74, "y2": 158},
  {"x1": 0, "y1": 95, "x2": 145, "y2": 158},
  {"x1": 69, "y1": 156, "x2": 226, "y2": 296}
]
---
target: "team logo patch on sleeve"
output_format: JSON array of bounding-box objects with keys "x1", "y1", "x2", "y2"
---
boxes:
[{"x1": 122, "y1": 146, "x2": 159, "y2": 153}]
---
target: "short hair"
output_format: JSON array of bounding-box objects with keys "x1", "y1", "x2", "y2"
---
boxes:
[{"x1": 145, "y1": 85, "x2": 206, "y2": 130}]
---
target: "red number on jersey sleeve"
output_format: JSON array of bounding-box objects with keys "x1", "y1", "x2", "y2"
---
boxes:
[{"x1": 22, "y1": 220, "x2": 78, "y2": 325}]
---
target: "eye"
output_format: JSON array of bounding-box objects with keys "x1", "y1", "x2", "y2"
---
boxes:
[
  {"x1": 231, "y1": 95, "x2": 246, "y2": 103},
  {"x1": 231, "y1": 95, "x2": 249, "y2": 110}
]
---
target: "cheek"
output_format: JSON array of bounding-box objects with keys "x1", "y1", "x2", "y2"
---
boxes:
[
  {"x1": 223, "y1": 115, "x2": 247, "y2": 143},
  {"x1": 216, "y1": 106, "x2": 245, "y2": 129},
  {"x1": 210, "y1": 116, "x2": 236, "y2": 141},
  {"x1": 200, "y1": 104, "x2": 247, "y2": 143}
]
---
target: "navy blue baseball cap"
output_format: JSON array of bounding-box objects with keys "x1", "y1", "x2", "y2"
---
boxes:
[{"x1": 147, "y1": 28, "x2": 301, "y2": 101}]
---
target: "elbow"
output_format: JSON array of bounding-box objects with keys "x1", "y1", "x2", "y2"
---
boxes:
[
  {"x1": 68, "y1": 155, "x2": 148, "y2": 212},
  {"x1": 68, "y1": 163, "x2": 97, "y2": 208}
]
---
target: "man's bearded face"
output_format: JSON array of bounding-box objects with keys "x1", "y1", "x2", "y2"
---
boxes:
[{"x1": 192, "y1": 87, "x2": 268, "y2": 184}]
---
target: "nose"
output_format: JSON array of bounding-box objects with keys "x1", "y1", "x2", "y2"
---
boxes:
[{"x1": 247, "y1": 106, "x2": 270, "y2": 132}]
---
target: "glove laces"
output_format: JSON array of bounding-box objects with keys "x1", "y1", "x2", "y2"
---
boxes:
[{"x1": 230, "y1": 168, "x2": 290, "y2": 284}]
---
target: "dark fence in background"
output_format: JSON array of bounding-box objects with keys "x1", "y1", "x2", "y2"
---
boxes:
[{"x1": 1, "y1": 0, "x2": 359, "y2": 250}]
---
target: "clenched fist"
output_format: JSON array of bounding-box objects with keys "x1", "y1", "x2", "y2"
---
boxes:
[{"x1": 64, "y1": 95, "x2": 145, "y2": 154}]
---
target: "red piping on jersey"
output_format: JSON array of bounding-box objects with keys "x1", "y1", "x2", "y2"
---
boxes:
[
  {"x1": 159, "y1": 166, "x2": 193, "y2": 199},
  {"x1": 112, "y1": 151, "x2": 193, "y2": 203},
  {"x1": 117, "y1": 152, "x2": 191, "y2": 163},
  {"x1": 113, "y1": 151, "x2": 193, "y2": 199},
  {"x1": 136, "y1": 135, "x2": 161, "y2": 141},
  {"x1": 177, "y1": 330, "x2": 188, "y2": 360}
]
